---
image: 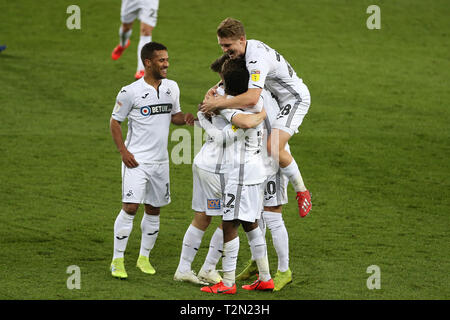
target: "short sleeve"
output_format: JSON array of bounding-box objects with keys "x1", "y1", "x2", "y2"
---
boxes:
[
  {"x1": 220, "y1": 108, "x2": 244, "y2": 123},
  {"x1": 112, "y1": 86, "x2": 134, "y2": 122},
  {"x1": 170, "y1": 82, "x2": 182, "y2": 115},
  {"x1": 246, "y1": 53, "x2": 269, "y2": 90}
]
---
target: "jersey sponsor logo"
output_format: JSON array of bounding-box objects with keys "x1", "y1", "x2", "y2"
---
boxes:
[
  {"x1": 251, "y1": 69, "x2": 260, "y2": 82},
  {"x1": 140, "y1": 103, "x2": 173, "y2": 116},
  {"x1": 207, "y1": 199, "x2": 221, "y2": 210},
  {"x1": 140, "y1": 106, "x2": 152, "y2": 116}
]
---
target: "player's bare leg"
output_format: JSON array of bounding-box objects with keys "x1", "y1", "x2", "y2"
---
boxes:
[
  {"x1": 112, "y1": 22, "x2": 133, "y2": 60},
  {"x1": 268, "y1": 128, "x2": 311, "y2": 217},
  {"x1": 135, "y1": 22, "x2": 154, "y2": 79}
]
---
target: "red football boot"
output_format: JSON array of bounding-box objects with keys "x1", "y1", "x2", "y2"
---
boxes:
[
  {"x1": 242, "y1": 278, "x2": 274, "y2": 291},
  {"x1": 134, "y1": 70, "x2": 145, "y2": 80},
  {"x1": 111, "y1": 39, "x2": 130, "y2": 60},
  {"x1": 200, "y1": 281, "x2": 236, "y2": 294},
  {"x1": 296, "y1": 190, "x2": 312, "y2": 217}
]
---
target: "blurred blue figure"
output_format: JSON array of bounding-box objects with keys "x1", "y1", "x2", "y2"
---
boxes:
[{"x1": 0, "y1": 45, "x2": 6, "y2": 52}]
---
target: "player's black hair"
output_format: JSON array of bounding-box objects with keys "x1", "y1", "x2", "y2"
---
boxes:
[
  {"x1": 141, "y1": 42, "x2": 167, "y2": 66},
  {"x1": 210, "y1": 54, "x2": 230, "y2": 73},
  {"x1": 222, "y1": 58, "x2": 249, "y2": 96}
]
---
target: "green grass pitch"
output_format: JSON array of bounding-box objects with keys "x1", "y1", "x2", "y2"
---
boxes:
[{"x1": 0, "y1": 0, "x2": 449, "y2": 300}]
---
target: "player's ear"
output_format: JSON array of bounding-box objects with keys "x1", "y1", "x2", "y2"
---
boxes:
[{"x1": 144, "y1": 58, "x2": 151, "y2": 68}]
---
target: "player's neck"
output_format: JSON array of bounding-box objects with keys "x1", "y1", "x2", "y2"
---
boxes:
[{"x1": 143, "y1": 74, "x2": 162, "y2": 90}]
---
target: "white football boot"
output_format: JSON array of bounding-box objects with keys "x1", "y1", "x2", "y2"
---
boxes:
[
  {"x1": 174, "y1": 270, "x2": 208, "y2": 285},
  {"x1": 198, "y1": 268, "x2": 222, "y2": 285}
]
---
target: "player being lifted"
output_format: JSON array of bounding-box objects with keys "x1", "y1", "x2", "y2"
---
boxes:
[
  {"x1": 174, "y1": 54, "x2": 267, "y2": 286},
  {"x1": 201, "y1": 58, "x2": 273, "y2": 294},
  {"x1": 111, "y1": 0, "x2": 160, "y2": 79},
  {"x1": 201, "y1": 17, "x2": 312, "y2": 218},
  {"x1": 109, "y1": 42, "x2": 194, "y2": 279}
]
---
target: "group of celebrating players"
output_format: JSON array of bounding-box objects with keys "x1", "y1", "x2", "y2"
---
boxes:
[{"x1": 109, "y1": 4, "x2": 312, "y2": 295}]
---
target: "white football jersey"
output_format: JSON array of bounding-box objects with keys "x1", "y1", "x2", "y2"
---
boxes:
[
  {"x1": 112, "y1": 77, "x2": 181, "y2": 164},
  {"x1": 194, "y1": 85, "x2": 234, "y2": 174},
  {"x1": 221, "y1": 109, "x2": 266, "y2": 185},
  {"x1": 194, "y1": 113, "x2": 233, "y2": 174},
  {"x1": 245, "y1": 39, "x2": 304, "y2": 105}
]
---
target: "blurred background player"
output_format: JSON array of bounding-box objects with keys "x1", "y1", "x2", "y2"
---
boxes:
[
  {"x1": 0, "y1": 44, "x2": 6, "y2": 52},
  {"x1": 201, "y1": 17, "x2": 312, "y2": 218},
  {"x1": 111, "y1": 0, "x2": 159, "y2": 79},
  {"x1": 109, "y1": 42, "x2": 194, "y2": 279}
]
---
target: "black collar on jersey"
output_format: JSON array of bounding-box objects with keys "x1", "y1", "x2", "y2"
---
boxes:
[{"x1": 156, "y1": 81, "x2": 162, "y2": 99}]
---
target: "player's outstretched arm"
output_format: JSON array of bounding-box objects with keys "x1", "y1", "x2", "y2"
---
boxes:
[
  {"x1": 110, "y1": 118, "x2": 139, "y2": 168},
  {"x1": 171, "y1": 112, "x2": 195, "y2": 126},
  {"x1": 231, "y1": 108, "x2": 267, "y2": 129}
]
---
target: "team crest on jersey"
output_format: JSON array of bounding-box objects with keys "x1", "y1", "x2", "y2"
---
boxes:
[
  {"x1": 251, "y1": 70, "x2": 260, "y2": 82},
  {"x1": 207, "y1": 199, "x2": 221, "y2": 210},
  {"x1": 165, "y1": 88, "x2": 171, "y2": 96}
]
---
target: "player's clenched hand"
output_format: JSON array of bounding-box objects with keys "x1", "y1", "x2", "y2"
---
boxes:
[
  {"x1": 120, "y1": 149, "x2": 139, "y2": 168},
  {"x1": 200, "y1": 96, "x2": 219, "y2": 113},
  {"x1": 204, "y1": 85, "x2": 218, "y2": 100},
  {"x1": 184, "y1": 112, "x2": 195, "y2": 126}
]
